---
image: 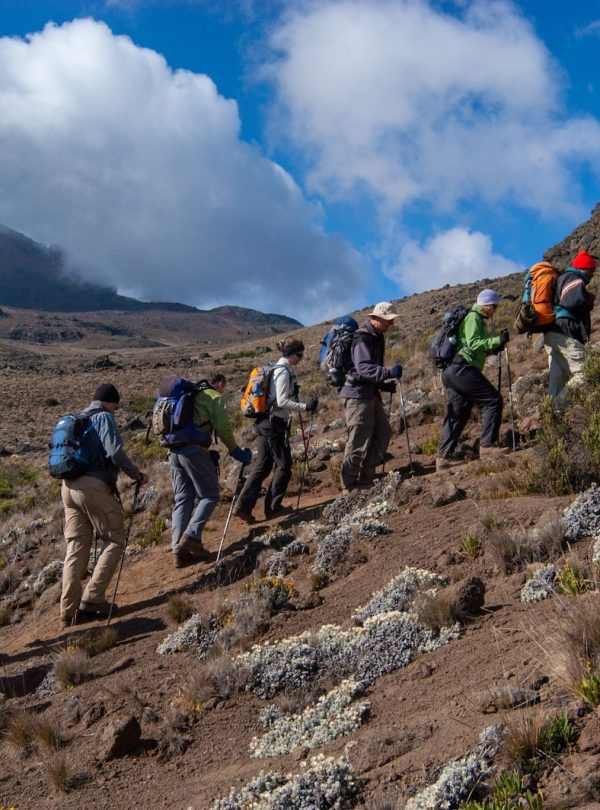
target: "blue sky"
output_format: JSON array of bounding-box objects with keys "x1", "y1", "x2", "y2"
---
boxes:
[{"x1": 0, "y1": 1, "x2": 598, "y2": 323}]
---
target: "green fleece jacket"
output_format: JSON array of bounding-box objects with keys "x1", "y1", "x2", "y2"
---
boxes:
[
  {"x1": 456, "y1": 304, "x2": 503, "y2": 371},
  {"x1": 192, "y1": 388, "x2": 237, "y2": 452}
]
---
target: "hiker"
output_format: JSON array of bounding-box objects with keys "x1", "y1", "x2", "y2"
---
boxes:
[
  {"x1": 234, "y1": 337, "x2": 318, "y2": 522},
  {"x1": 60, "y1": 384, "x2": 148, "y2": 627},
  {"x1": 209, "y1": 372, "x2": 227, "y2": 394},
  {"x1": 339, "y1": 302, "x2": 403, "y2": 492},
  {"x1": 543, "y1": 249, "x2": 596, "y2": 406},
  {"x1": 169, "y1": 381, "x2": 251, "y2": 568},
  {"x1": 436, "y1": 289, "x2": 509, "y2": 471}
]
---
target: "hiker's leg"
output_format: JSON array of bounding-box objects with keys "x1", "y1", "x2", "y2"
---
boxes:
[
  {"x1": 236, "y1": 433, "x2": 273, "y2": 514},
  {"x1": 341, "y1": 398, "x2": 375, "y2": 489},
  {"x1": 60, "y1": 480, "x2": 93, "y2": 620},
  {"x1": 562, "y1": 336, "x2": 586, "y2": 393},
  {"x1": 79, "y1": 478, "x2": 126, "y2": 605},
  {"x1": 362, "y1": 397, "x2": 392, "y2": 482},
  {"x1": 438, "y1": 365, "x2": 473, "y2": 458},
  {"x1": 457, "y1": 366, "x2": 503, "y2": 447},
  {"x1": 177, "y1": 448, "x2": 219, "y2": 543},
  {"x1": 265, "y1": 420, "x2": 292, "y2": 514},
  {"x1": 544, "y1": 332, "x2": 571, "y2": 401},
  {"x1": 170, "y1": 452, "x2": 195, "y2": 550}
]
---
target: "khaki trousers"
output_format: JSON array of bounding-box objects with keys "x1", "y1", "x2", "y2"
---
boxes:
[
  {"x1": 543, "y1": 331, "x2": 585, "y2": 406},
  {"x1": 60, "y1": 476, "x2": 125, "y2": 620},
  {"x1": 341, "y1": 397, "x2": 391, "y2": 489}
]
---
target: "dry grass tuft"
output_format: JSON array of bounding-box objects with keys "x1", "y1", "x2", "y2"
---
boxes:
[
  {"x1": 501, "y1": 709, "x2": 548, "y2": 767},
  {"x1": 195, "y1": 649, "x2": 250, "y2": 702},
  {"x1": 166, "y1": 594, "x2": 195, "y2": 625},
  {"x1": 5, "y1": 712, "x2": 38, "y2": 756},
  {"x1": 53, "y1": 648, "x2": 93, "y2": 688},
  {"x1": 45, "y1": 751, "x2": 71, "y2": 793},
  {"x1": 69, "y1": 627, "x2": 119, "y2": 657},
  {"x1": 0, "y1": 602, "x2": 12, "y2": 627},
  {"x1": 415, "y1": 591, "x2": 457, "y2": 633},
  {"x1": 35, "y1": 717, "x2": 62, "y2": 751},
  {"x1": 487, "y1": 513, "x2": 565, "y2": 574}
]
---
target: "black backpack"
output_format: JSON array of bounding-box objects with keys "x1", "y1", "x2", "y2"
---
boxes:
[
  {"x1": 151, "y1": 377, "x2": 213, "y2": 448},
  {"x1": 430, "y1": 305, "x2": 470, "y2": 369},
  {"x1": 48, "y1": 409, "x2": 104, "y2": 480}
]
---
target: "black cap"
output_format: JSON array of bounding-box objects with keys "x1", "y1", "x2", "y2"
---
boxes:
[{"x1": 93, "y1": 383, "x2": 120, "y2": 403}]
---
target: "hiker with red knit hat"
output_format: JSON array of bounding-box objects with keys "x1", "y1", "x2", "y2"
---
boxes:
[{"x1": 544, "y1": 249, "x2": 597, "y2": 406}]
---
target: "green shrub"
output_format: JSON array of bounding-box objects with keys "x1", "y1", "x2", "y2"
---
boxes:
[
  {"x1": 138, "y1": 516, "x2": 168, "y2": 548},
  {"x1": 420, "y1": 433, "x2": 439, "y2": 456}
]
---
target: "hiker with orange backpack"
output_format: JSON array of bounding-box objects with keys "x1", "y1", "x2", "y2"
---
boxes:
[
  {"x1": 436, "y1": 289, "x2": 509, "y2": 471},
  {"x1": 234, "y1": 337, "x2": 318, "y2": 523},
  {"x1": 543, "y1": 250, "x2": 596, "y2": 406}
]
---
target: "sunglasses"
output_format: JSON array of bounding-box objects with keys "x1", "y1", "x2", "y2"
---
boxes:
[{"x1": 296, "y1": 352, "x2": 304, "y2": 359}]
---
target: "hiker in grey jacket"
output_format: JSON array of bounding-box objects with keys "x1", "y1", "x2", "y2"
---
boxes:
[
  {"x1": 60, "y1": 383, "x2": 148, "y2": 628},
  {"x1": 235, "y1": 337, "x2": 318, "y2": 522},
  {"x1": 340, "y1": 302, "x2": 402, "y2": 491}
]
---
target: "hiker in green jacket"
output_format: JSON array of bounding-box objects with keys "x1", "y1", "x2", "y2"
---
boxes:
[
  {"x1": 170, "y1": 385, "x2": 251, "y2": 567},
  {"x1": 436, "y1": 289, "x2": 510, "y2": 471}
]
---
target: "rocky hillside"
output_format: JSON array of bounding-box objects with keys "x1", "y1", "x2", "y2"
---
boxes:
[{"x1": 1, "y1": 207, "x2": 600, "y2": 810}]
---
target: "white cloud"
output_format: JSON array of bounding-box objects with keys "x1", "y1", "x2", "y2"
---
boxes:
[
  {"x1": 387, "y1": 227, "x2": 522, "y2": 294},
  {"x1": 264, "y1": 0, "x2": 600, "y2": 216},
  {"x1": 0, "y1": 18, "x2": 367, "y2": 323}
]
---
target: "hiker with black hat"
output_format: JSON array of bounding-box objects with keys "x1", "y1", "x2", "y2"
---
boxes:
[
  {"x1": 339, "y1": 302, "x2": 403, "y2": 492},
  {"x1": 543, "y1": 249, "x2": 596, "y2": 406},
  {"x1": 436, "y1": 289, "x2": 509, "y2": 471},
  {"x1": 235, "y1": 337, "x2": 318, "y2": 522},
  {"x1": 60, "y1": 383, "x2": 148, "y2": 627}
]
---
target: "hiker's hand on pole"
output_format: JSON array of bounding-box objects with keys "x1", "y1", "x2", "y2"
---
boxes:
[
  {"x1": 380, "y1": 381, "x2": 396, "y2": 394},
  {"x1": 499, "y1": 329, "x2": 510, "y2": 346},
  {"x1": 305, "y1": 397, "x2": 319, "y2": 413},
  {"x1": 389, "y1": 364, "x2": 403, "y2": 379},
  {"x1": 231, "y1": 446, "x2": 252, "y2": 466}
]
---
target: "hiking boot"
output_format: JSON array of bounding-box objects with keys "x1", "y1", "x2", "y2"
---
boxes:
[
  {"x1": 79, "y1": 599, "x2": 116, "y2": 617},
  {"x1": 479, "y1": 445, "x2": 509, "y2": 458},
  {"x1": 234, "y1": 509, "x2": 256, "y2": 524},
  {"x1": 265, "y1": 505, "x2": 294, "y2": 519},
  {"x1": 178, "y1": 535, "x2": 211, "y2": 562},
  {"x1": 174, "y1": 549, "x2": 194, "y2": 568},
  {"x1": 436, "y1": 456, "x2": 464, "y2": 471},
  {"x1": 61, "y1": 615, "x2": 77, "y2": 629}
]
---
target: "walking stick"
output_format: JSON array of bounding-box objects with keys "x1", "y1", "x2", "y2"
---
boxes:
[
  {"x1": 296, "y1": 412, "x2": 314, "y2": 510},
  {"x1": 382, "y1": 391, "x2": 394, "y2": 473},
  {"x1": 107, "y1": 480, "x2": 141, "y2": 627},
  {"x1": 398, "y1": 381, "x2": 415, "y2": 476},
  {"x1": 216, "y1": 463, "x2": 247, "y2": 565},
  {"x1": 497, "y1": 352, "x2": 502, "y2": 393},
  {"x1": 504, "y1": 347, "x2": 517, "y2": 451}
]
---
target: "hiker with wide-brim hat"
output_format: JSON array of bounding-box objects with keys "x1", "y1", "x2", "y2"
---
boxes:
[
  {"x1": 543, "y1": 249, "x2": 596, "y2": 407},
  {"x1": 339, "y1": 302, "x2": 403, "y2": 492},
  {"x1": 234, "y1": 337, "x2": 318, "y2": 523},
  {"x1": 60, "y1": 383, "x2": 148, "y2": 627},
  {"x1": 436, "y1": 289, "x2": 509, "y2": 471}
]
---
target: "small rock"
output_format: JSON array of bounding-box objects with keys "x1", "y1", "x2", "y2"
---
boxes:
[
  {"x1": 476, "y1": 686, "x2": 540, "y2": 713},
  {"x1": 430, "y1": 481, "x2": 465, "y2": 507},
  {"x1": 97, "y1": 714, "x2": 141, "y2": 760},
  {"x1": 578, "y1": 711, "x2": 600, "y2": 754},
  {"x1": 105, "y1": 656, "x2": 135, "y2": 676},
  {"x1": 443, "y1": 576, "x2": 485, "y2": 617},
  {"x1": 294, "y1": 592, "x2": 324, "y2": 611}
]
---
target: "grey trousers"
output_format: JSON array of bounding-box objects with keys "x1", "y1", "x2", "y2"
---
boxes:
[
  {"x1": 169, "y1": 446, "x2": 219, "y2": 551},
  {"x1": 341, "y1": 397, "x2": 391, "y2": 489}
]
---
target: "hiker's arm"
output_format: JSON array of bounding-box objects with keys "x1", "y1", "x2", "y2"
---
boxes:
[
  {"x1": 273, "y1": 367, "x2": 306, "y2": 411},
  {"x1": 463, "y1": 312, "x2": 502, "y2": 354},
  {"x1": 352, "y1": 338, "x2": 390, "y2": 383},
  {"x1": 95, "y1": 413, "x2": 142, "y2": 481},
  {"x1": 558, "y1": 277, "x2": 590, "y2": 314},
  {"x1": 210, "y1": 396, "x2": 237, "y2": 452}
]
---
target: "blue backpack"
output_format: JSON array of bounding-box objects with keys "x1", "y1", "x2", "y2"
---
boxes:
[
  {"x1": 151, "y1": 377, "x2": 212, "y2": 448},
  {"x1": 48, "y1": 408, "x2": 105, "y2": 480},
  {"x1": 320, "y1": 316, "x2": 359, "y2": 388}
]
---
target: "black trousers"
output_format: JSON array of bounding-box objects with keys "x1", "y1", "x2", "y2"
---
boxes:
[
  {"x1": 237, "y1": 416, "x2": 292, "y2": 517},
  {"x1": 438, "y1": 360, "x2": 503, "y2": 458}
]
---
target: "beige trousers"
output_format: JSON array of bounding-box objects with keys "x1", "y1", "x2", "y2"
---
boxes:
[
  {"x1": 341, "y1": 397, "x2": 391, "y2": 489},
  {"x1": 543, "y1": 331, "x2": 585, "y2": 406},
  {"x1": 60, "y1": 476, "x2": 125, "y2": 620}
]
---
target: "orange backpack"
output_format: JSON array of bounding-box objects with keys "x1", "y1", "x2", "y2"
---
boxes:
[
  {"x1": 240, "y1": 364, "x2": 286, "y2": 418},
  {"x1": 514, "y1": 261, "x2": 559, "y2": 334}
]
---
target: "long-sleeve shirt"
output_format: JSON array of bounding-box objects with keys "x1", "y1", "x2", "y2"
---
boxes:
[
  {"x1": 83, "y1": 401, "x2": 142, "y2": 488},
  {"x1": 340, "y1": 321, "x2": 393, "y2": 400},
  {"x1": 192, "y1": 388, "x2": 237, "y2": 452},
  {"x1": 269, "y1": 357, "x2": 306, "y2": 419},
  {"x1": 456, "y1": 305, "x2": 502, "y2": 371}
]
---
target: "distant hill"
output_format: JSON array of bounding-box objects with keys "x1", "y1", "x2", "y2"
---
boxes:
[{"x1": 0, "y1": 224, "x2": 301, "y2": 329}]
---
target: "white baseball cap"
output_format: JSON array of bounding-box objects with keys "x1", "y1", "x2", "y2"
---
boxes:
[{"x1": 369, "y1": 301, "x2": 400, "y2": 320}]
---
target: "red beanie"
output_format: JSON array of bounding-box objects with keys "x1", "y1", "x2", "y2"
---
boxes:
[{"x1": 572, "y1": 249, "x2": 597, "y2": 271}]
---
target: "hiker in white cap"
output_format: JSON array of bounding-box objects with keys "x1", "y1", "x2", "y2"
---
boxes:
[
  {"x1": 339, "y1": 302, "x2": 403, "y2": 491},
  {"x1": 436, "y1": 288, "x2": 509, "y2": 471}
]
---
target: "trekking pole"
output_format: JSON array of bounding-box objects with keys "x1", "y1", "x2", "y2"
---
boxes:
[
  {"x1": 497, "y1": 351, "x2": 502, "y2": 393},
  {"x1": 382, "y1": 392, "x2": 394, "y2": 473},
  {"x1": 398, "y1": 381, "x2": 415, "y2": 476},
  {"x1": 216, "y1": 463, "x2": 246, "y2": 565},
  {"x1": 107, "y1": 480, "x2": 141, "y2": 627},
  {"x1": 296, "y1": 412, "x2": 314, "y2": 511},
  {"x1": 504, "y1": 347, "x2": 517, "y2": 451}
]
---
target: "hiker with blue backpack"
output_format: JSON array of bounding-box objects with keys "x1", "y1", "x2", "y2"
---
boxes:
[
  {"x1": 55, "y1": 383, "x2": 148, "y2": 628},
  {"x1": 234, "y1": 337, "x2": 318, "y2": 523},
  {"x1": 543, "y1": 249, "x2": 596, "y2": 406},
  {"x1": 436, "y1": 289, "x2": 509, "y2": 471},
  {"x1": 339, "y1": 302, "x2": 403, "y2": 492}
]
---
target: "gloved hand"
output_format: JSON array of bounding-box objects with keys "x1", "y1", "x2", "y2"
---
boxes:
[
  {"x1": 380, "y1": 381, "x2": 397, "y2": 394},
  {"x1": 305, "y1": 397, "x2": 319, "y2": 413},
  {"x1": 231, "y1": 446, "x2": 252, "y2": 466},
  {"x1": 499, "y1": 329, "x2": 510, "y2": 346},
  {"x1": 388, "y1": 364, "x2": 403, "y2": 379}
]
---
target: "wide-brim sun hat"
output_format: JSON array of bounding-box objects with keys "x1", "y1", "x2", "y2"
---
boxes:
[{"x1": 369, "y1": 301, "x2": 400, "y2": 320}]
